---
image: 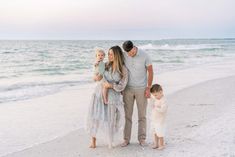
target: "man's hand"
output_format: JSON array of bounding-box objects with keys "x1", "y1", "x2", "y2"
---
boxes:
[{"x1": 145, "y1": 87, "x2": 151, "y2": 98}]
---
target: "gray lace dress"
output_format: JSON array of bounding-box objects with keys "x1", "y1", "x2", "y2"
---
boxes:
[{"x1": 86, "y1": 66, "x2": 128, "y2": 145}]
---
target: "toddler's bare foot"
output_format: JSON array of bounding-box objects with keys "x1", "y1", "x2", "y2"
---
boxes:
[{"x1": 157, "y1": 145, "x2": 165, "y2": 150}]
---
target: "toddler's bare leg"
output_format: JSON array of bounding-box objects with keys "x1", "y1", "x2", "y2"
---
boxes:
[
  {"x1": 152, "y1": 133, "x2": 158, "y2": 149},
  {"x1": 158, "y1": 137, "x2": 165, "y2": 150}
]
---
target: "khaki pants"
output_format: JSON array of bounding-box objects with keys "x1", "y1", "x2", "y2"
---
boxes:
[{"x1": 123, "y1": 87, "x2": 147, "y2": 142}]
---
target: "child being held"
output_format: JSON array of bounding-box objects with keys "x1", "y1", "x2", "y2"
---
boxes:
[
  {"x1": 94, "y1": 48, "x2": 108, "y2": 105},
  {"x1": 150, "y1": 84, "x2": 168, "y2": 150}
]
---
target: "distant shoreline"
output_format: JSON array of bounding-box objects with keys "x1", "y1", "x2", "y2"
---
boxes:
[{"x1": 0, "y1": 38, "x2": 235, "y2": 41}]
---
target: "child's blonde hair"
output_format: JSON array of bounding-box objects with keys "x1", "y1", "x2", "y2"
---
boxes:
[{"x1": 95, "y1": 48, "x2": 105, "y2": 57}]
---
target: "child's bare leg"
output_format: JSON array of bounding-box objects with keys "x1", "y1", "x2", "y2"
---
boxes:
[
  {"x1": 158, "y1": 137, "x2": 165, "y2": 150},
  {"x1": 152, "y1": 133, "x2": 158, "y2": 149},
  {"x1": 103, "y1": 87, "x2": 108, "y2": 104},
  {"x1": 89, "y1": 137, "x2": 96, "y2": 148}
]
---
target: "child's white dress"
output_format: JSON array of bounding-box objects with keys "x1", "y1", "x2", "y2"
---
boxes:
[{"x1": 151, "y1": 97, "x2": 168, "y2": 137}]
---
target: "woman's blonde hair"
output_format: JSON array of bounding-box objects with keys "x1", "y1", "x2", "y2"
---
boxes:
[{"x1": 107, "y1": 46, "x2": 125, "y2": 78}]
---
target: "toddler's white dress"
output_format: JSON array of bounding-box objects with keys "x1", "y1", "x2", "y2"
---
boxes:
[{"x1": 151, "y1": 97, "x2": 168, "y2": 137}]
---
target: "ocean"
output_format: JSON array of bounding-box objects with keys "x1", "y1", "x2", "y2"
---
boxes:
[{"x1": 1, "y1": 39, "x2": 235, "y2": 104}]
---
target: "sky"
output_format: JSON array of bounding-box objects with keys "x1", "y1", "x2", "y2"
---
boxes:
[{"x1": 0, "y1": 0, "x2": 235, "y2": 40}]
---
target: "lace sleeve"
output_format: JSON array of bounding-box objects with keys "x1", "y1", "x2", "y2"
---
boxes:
[{"x1": 113, "y1": 66, "x2": 128, "y2": 92}]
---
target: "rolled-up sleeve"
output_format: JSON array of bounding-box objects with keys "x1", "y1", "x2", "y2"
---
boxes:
[
  {"x1": 145, "y1": 53, "x2": 152, "y2": 67},
  {"x1": 113, "y1": 66, "x2": 128, "y2": 92}
]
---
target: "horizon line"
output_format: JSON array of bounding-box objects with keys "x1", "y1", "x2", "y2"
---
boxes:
[{"x1": 0, "y1": 37, "x2": 235, "y2": 41}]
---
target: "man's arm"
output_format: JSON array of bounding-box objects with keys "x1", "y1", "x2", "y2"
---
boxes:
[
  {"x1": 145, "y1": 65, "x2": 153, "y2": 98},
  {"x1": 147, "y1": 65, "x2": 153, "y2": 88}
]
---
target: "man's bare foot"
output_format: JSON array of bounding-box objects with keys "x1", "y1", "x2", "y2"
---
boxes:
[
  {"x1": 120, "y1": 140, "x2": 129, "y2": 147},
  {"x1": 139, "y1": 139, "x2": 147, "y2": 146}
]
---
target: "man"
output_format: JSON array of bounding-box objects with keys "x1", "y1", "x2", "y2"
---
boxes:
[{"x1": 121, "y1": 40, "x2": 153, "y2": 146}]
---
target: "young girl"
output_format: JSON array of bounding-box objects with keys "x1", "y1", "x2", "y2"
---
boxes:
[
  {"x1": 93, "y1": 48, "x2": 108, "y2": 104},
  {"x1": 150, "y1": 84, "x2": 168, "y2": 150}
]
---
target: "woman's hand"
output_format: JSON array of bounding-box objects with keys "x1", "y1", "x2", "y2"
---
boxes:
[
  {"x1": 93, "y1": 75, "x2": 103, "y2": 81},
  {"x1": 103, "y1": 82, "x2": 113, "y2": 89}
]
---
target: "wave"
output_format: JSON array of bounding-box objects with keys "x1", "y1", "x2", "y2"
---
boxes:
[
  {"x1": 1, "y1": 51, "x2": 15, "y2": 54},
  {"x1": 139, "y1": 43, "x2": 223, "y2": 51}
]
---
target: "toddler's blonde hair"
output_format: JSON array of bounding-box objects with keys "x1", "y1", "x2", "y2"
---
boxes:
[{"x1": 95, "y1": 48, "x2": 105, "y2": 57}]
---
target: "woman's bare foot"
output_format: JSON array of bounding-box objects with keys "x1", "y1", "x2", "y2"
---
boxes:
[
  {"x1": 151, "y1": 144, "x2": 158, "y2": 149},
  {"x1": 89, "y1": 137, "x2": 96, "y2": 148},
  {"x1": 89, "y1": 144, "x2": 96, "y2": 148},
  {"x1": 104, "y1": 98, "x2": 108, "y2": 105}
]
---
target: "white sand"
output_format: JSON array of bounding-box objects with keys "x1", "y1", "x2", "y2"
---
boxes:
[
  {"x1": 0, "y1": 85, "x2": 93, "y2": 156},
  {"x1": 1, "y1": 61, "x2": 235, "y2": 157}
]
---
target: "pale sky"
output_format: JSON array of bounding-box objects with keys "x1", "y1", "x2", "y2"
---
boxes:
[{"x1": 0, "y1": 0, "x2": 235, "y2": 39}]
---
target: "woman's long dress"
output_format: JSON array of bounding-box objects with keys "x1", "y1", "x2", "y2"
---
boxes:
[{"x1": 86, "y1": 66, "x2": 128, "y2": 145}]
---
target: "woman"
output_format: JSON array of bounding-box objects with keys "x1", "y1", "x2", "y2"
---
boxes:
[{"x1": 86, "y1": 45, "x2": 128, "y2": 149}]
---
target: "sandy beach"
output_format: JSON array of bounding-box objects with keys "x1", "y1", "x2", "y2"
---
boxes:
[{"x1": 1, "y1": 61, "x2": 235, "y2": 157}]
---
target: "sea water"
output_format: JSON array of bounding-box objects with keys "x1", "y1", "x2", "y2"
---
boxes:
[{"x1": 1, "y1": 39, "x2": 235, "y2": 104}]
